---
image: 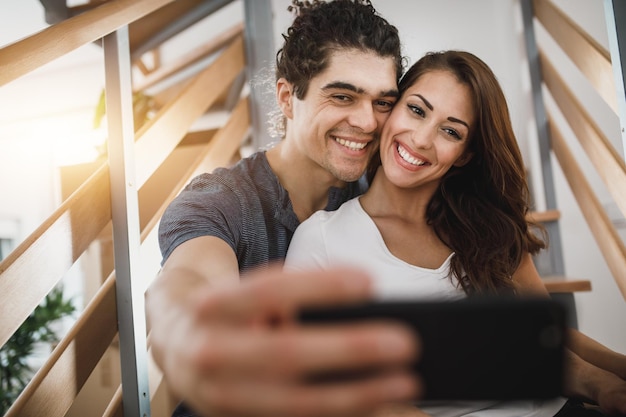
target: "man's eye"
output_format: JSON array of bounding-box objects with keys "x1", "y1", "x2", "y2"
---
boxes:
[
  {"x1": 333, "y1": 94, "x2": 351, "y2": 102},
  {"x1": 375, "y1": 100, "x2": 394, "y2": 110}
]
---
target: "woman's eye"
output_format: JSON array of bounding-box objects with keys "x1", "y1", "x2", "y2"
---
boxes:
[
  {"x1": 444, "y1": 128, "x2": 462, "y2": 140},
  {"x1": 408, "y1": 104, "x2": 425, "y2": 117}
]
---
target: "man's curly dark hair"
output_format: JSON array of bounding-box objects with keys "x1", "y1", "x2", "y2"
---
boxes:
[{"x1": 276, "y1": 0, "x2": 404, "y2": 100}]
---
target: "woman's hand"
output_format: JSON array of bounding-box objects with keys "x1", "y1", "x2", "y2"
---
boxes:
[{"x1": 594, "y1": 372, "x2": 626, "y2": 416}]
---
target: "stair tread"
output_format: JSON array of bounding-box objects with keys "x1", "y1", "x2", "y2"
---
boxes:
[
  {"x1": 527, "y1": 209, "x2": 561, "y2": 223},
  {"x1": 542, "y1": 275, "x2": 592, "y2": 293}
]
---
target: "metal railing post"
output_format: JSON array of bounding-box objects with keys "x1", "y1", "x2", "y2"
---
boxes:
[
  {"x1": 605, "y1": 0, "x2": 626, "y2": 158},
  {"x1": 103, "y1": 26, "x2": 152, "y2": 417},
  {"x1": 243, "y1": 0, "x2": 275, "y2": 150},
  {"x1": 521, "y1": 0, "x2": 566, "y2": 275},
  {"x1": 520, "y1": 0, "x2": 578, "y2": 327}
]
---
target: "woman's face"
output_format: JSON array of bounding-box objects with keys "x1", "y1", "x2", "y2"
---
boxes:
[{"x1": 379, "y1": 70, "x2": 475, "y2": 191}]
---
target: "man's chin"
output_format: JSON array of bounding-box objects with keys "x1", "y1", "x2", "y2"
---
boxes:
[{"x1": 332, "y1": 167, "x2": 368, "y2": 183}]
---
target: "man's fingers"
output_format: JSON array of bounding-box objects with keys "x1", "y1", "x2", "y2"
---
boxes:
[
  {"x1": 195, "y1": 265, "x2": 375, "y2": 323},
  {"x1": 178, "y1": 266, "x2": 422, "y2": 417},
  {"x1": 193, "y1": 370, "x2": 421, "y2": 417},
  {"x1": 190, "y1": 321, "x2": 420, "y2": 379}
]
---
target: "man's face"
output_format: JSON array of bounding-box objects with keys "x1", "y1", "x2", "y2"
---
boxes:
[{"x1": 285, "y1": 49, "x2": 399, "y2": 182}]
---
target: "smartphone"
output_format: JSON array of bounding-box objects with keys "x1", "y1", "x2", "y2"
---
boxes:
[{"x1": 298, "y1": 296, "x2": 567, "y2": 401}]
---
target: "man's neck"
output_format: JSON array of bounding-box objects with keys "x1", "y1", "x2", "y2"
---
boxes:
[{"x1": 266, "y1": 143, "x2": 346, "y2": 221}]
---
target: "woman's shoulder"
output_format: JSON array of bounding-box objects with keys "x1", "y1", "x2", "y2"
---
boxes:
[{"x1": 305, "y1": 197, "x2": 364, "y2": 225}]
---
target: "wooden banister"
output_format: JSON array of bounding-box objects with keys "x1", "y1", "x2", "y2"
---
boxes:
[
  {"x1": 196, "y1": 97, "x2": 250, "y2": 173},
  {"x1": 532, "y1": 0, "x2": 616, "y2": 112},
  {"x1": 140, "y1": 96, "x2": 250, "y2": 240},
  {"x1": 6, "y1": 116, "x2": 239, "y2": 416},
  {"x1": 103, "y1": 369, "x2": 156, "y2": 417},
  {"x1": 126, "y1": 0, "x2": 209, "y2": 54},
  {"x1": 0, "y1": 166, "x2": 111, "y2": 348},
  {"x1": 0, "y1": 0, "x2": 174, "y2": 86},
  {"x1": 527, "y1": 209, "x2": 560, "y2": 223},
  {"x1": 542, "y1": 276, "x2": 592, "y2": 293},
  {"x1": 0, "y1": 9, "x2": 249, "y2": 414},
  {"x1": 102, "y1": 341, "x2": 171, "y2": 417},
  {"x1": 7, "y1": 1, "x2": 622, "y2": 415},
  {"x1": 540, "y1": 49, "x2": 626, "y2": 222},
  {"x1": 138, "y1": 129, "x2": 217, "y2": 232},
  {"x1": 102, "y1": 386, "x2": 123, "y2": 417},
  {"x1": 5, "y1": 274, "x2": 118, "y2": 417},
  {"x1": 10, "y1": 58, "x2": 249, "y2": 417},
  {"x1": 133, "y1": 22, "x2": 244, "y2": 92},
  {"x1": 134, "y1": 35, "x2": 245, "y2": 189},
  {"x1": 102, "y1": 96, "x2": 250, "y2": 416},
  {"x1": 548, "y1": 113, "x2": 626, "y2": 299}
]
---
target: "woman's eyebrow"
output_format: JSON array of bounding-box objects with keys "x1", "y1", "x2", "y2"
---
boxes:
[
  {"x1": 416, "y1": 94, "x2": 433, "y2": 110},
  {"x1": 416, "y1": 93, "x2": 469, "y2": 128},
  {"x1": 448, "y1": 117, "x2": 469, "y2": 128}
]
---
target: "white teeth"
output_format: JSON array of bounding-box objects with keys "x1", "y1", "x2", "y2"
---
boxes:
[
  {"x1": 335, "y1": 137, "x2": 366, "y2": 151},
  {"x1": 397, "y1": 144, "x2": 426, "y2": 166}
]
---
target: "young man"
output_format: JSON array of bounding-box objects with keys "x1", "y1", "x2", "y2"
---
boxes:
[{"x1": 146, "y1": 1, "x2": 421, "y2": 416}]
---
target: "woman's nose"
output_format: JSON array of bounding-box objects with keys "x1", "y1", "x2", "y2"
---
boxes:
[{"x1": 409, "y1": 124, "x2": 435, "y2": 149}]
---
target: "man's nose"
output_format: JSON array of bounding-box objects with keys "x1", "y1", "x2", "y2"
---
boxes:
[{"x1": 347, "y1": 102, "x2": 378, "y2": 133}]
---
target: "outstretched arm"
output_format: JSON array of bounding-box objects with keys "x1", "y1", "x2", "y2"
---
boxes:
[
  {"x1": 513, "y1": 253, "x2": 626, "y2": 415},
  {"x1": 566, "y1": 328, "x2": 626, "y2": 380},
  {"x1": 563, "y1": 349, "x2": 626, "y2": 416},
  {"x1": 146, "y1": 236, "x2": 421, "y2": 417}
]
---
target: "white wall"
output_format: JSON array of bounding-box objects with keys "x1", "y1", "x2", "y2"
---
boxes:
[
  {"x1": 0, "y1": 1, "x2": 105, "y2": 243},
  {"x1": 271, "y1": 0, "x2": 626, "y2": 352},
  {"x1": 544, "y1": 0, "x2": 626, "y2": 352}
]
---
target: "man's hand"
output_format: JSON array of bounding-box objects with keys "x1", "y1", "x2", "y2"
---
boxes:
[{"x1": 148, "y1": 264, "x2": 421, "y2": 417}]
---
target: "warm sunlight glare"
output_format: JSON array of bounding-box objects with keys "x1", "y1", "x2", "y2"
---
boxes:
[{"x1": 24, "y1": 113, "x2": 107, "y2": 167}]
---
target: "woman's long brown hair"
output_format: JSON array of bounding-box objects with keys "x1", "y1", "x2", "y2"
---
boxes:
[{"x1": 373, "y1": 51, "x2": 547, "y2": 295}]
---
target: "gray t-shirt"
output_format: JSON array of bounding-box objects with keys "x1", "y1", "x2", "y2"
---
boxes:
[{"x1": 158, "y1": 151, "x2": 365, "y2": 273}]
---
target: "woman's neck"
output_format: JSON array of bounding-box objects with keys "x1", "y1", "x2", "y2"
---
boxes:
[
  {"x1": 360, "y1": 168, "x2": 452, "y2": 269},
  {"x1": 360, "y1": 167, "x2": 434, "y2": 223}
]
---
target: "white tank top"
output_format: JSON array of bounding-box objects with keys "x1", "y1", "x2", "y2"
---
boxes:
[{"x1": 285, "y1": 197, "x2": 567, "y2": 417}]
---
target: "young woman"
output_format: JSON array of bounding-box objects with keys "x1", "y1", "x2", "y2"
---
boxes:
[{"x1": 285, "y1": 50, "x2": 626, "y2": 417}]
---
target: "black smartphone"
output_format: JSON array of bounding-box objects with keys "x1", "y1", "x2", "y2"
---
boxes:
[{"x1": 299, "y1": 296, "x2": 567, "y2": 401}]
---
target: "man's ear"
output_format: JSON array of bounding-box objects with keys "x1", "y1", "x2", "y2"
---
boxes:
[
  {"x1": 454, "y1": 151, "x2": 473, "y2": 167},
  {"x1": 276, "y1": 78, "x2": 294, "y2": 119}
]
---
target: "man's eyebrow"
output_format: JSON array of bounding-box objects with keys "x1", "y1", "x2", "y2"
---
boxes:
[
  {"x1": 382, "y1": 89, "x2": 400, "y2": 99},
  {"x1": 322, "y1": 82, "x2": 399, "y2": 98},
  {"x1": 323, "y1": 81, "x2": 362, "y2": 93}
]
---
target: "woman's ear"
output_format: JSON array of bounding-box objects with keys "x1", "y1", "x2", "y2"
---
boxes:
[
  {"x1": 276, "y1": 78, "x2": 294, "y2": 119},
  {"x1": 454, "y1": 151, "x2": 473, "y2": 167}
]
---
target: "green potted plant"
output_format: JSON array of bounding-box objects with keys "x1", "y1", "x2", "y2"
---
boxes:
[{"x1": 0, "y1": 287, "x2": 75, "y2": 413}]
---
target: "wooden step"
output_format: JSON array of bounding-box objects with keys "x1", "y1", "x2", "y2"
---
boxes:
[
  {"x1": 542, "y1": 275, "x2": 592, "y2": 293},
  {"x1": 527, "y1": 209, "x2": 561, "y2": 223}
]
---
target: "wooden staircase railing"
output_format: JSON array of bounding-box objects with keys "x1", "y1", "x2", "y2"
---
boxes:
[
  {"x1": 524, "y1": 0, "x2": 626, "y2": 299},
  {"x1": 0, "y1": 0, "x2": 251, "y2": 415},
  {"x1": 1, "y1": 0, "x2": 624, "y2": 415}
]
